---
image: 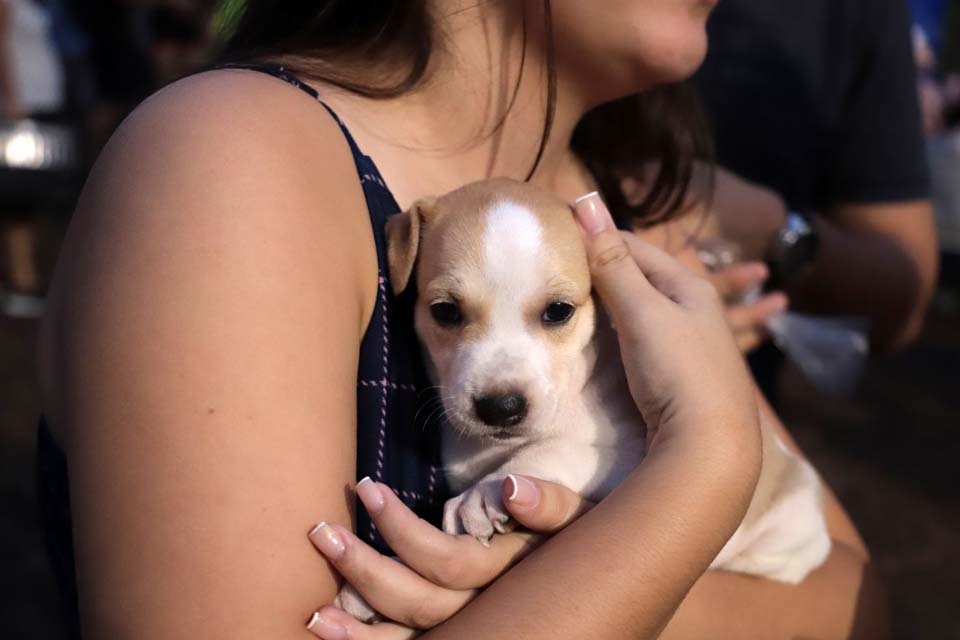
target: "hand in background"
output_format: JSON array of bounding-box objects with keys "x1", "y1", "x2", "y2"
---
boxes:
[
  {"x1": 707, "y1": 261, "x2": 788, "y2": 353},
  {"x1": 660, "y1": 241, "x2": 788, "y2": 355}
]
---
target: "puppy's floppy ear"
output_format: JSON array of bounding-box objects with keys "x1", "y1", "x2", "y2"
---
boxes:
[{"x1": 385, "y1": 197, "x2": 437, "y2": 295}]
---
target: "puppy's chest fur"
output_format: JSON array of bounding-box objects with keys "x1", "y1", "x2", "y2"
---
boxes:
[{"x1": 441, "y1": 315, "x2": 646, "y2": 501}]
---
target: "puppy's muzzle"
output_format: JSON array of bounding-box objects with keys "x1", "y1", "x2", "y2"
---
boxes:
[{"x1": 473, "y1": 392, "x2": 528, "y2": 428}]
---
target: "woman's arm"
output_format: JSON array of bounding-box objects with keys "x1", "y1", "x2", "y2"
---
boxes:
[
  {"x1": 633, "y1": 214, "x2": 886, "y2": 638},
  {"x1": 659, "y1": 390, "x2": 887, "y2": 640},
  {"x1": 44, "y1": 71, "x2": 379, "y2": 638}
]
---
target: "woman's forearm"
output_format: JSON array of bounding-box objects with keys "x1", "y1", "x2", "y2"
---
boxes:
[
  {"x1": 422, "y1": 427, "x2": 761, "y2": 639},
  {"x1": 661, "y1": 542, "x2": 889, "y2": 640},
  {"x1": 656, "y1": 389, "x2": 887, "y2": 639}
]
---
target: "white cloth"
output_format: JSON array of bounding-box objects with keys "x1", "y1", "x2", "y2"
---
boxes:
[{"x1": 4, "y1": 0, "x2": 64, "y2": 114}]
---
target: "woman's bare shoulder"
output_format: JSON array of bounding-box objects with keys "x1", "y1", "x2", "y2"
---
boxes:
[
  {"x1": 41, "y1": 67, "x2": 379, "y2": 435},
  {"x1": 96, "y1": 67, "x2": 367, "y2": 212}
]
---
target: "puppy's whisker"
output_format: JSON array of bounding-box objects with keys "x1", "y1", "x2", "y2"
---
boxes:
[
  {"x1": 422, "y1": 404, "x2": 447, "y2": 432},
  {"x1": 413, "y1": 395, "x2": 442, "y2": 427},
  {"x1": 416, "y1": 385, "x2": 446, "y2": 400}
]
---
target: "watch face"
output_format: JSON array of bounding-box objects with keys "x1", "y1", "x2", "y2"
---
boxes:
[{"x1": 767, "y1": 213, "x2": 819, "y2": 288}]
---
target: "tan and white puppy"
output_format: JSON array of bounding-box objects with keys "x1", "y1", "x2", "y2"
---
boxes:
[{"x1": 386, "y1": 177, "x2": 831, "y2": 584}]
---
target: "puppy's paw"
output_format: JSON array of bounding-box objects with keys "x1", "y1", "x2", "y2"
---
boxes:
[
  {"x1": 442, "y1": 477, "x2": 515, "y2": 545},
  {"x1": 334, "y1": 582, "x2": 380, "y2": 623}
]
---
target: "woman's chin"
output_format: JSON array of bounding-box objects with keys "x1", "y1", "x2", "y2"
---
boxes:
[{"x1": 641, "y1": 34, "x2": 710, "y2": 85}]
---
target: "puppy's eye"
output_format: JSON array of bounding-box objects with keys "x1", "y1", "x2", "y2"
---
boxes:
[
  {"x1": 542, "y1": 302, "x2": 575, "y2": 326},
  {"x1": 430, "y1": 302, "x2": 462, "y2": 327}
]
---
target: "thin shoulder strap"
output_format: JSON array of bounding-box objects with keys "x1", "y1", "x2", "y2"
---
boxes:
[{"x1": 210, "y1": 62, "x2": 367, "y2": 161}]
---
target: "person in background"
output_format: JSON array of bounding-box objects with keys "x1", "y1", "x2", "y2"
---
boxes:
[
  {"x1": 74, "y1": 0, "x2": 215, "y2": 153},
  {"x1": 0, "y1": 0, "x2": 67, "y2": 317},
  {"x1": 910, "y1": 0, "x2": 953, "y2": 133},
  {"x1": 914, "y1": 0, "x2": 960, "y2": 279},
  {"x1": 149, "y1": 0, "x2": 216, "y2": 87},
  {"x1": 692, "y1": 0, "x2": 940, "y2": 391}
]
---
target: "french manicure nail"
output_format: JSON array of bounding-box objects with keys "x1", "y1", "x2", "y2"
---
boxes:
[
  {"x1": 505, "y1": 474, "x2": 540, "y2": 509},
  {"x1": 573, "y1": 192, "x2": 612, "y2": 236},
  {"x1": 308, "y1": 522, "x2": 346, "y2": 560},
  {"x1": 356, "y1": 476, "x2": 385, "y2": 514},
  {"x1": 306, "y1": 611, "x2": 348, "y2": 640}
]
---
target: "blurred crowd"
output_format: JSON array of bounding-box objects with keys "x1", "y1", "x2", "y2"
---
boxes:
[
  {"x1": 0, "y1": 0, "x2": 217, "y2": 318},
  {"x1": 915, "y1": 0, "x2": 960, "y2": 264}
]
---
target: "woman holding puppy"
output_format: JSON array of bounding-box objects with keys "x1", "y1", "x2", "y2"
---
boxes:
[{"x1": 38, "y1": 1, "x2": 884, "y2": 638}]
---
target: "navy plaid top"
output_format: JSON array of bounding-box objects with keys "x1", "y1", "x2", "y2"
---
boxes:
[{"x1": 37, "y1": 63, "x2": 448, "y2": 636}]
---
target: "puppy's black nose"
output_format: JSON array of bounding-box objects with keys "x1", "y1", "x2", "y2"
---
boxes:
[{"x1": 474, "y1": 392, "x2": 528, "y2": 427}]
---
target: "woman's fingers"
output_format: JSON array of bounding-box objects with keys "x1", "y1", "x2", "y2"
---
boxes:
[
  {"x1": 308, "y1": 522, "x2": 476, "y2": 628},
  {"x1": 354, "y1": 477, "x2": 541, "y2": 590},
  {"x1": 573, "y1": 190, "x2": 754, "y2": 437},
  {"x1": 307, "y1": 605, "x2": 418, "y2": 640},
  {"x1": 501, "y1": 474, "x2": 594, "y2": 533},
  {"x1": 572, "y1": 193, "x2": 709, "y2": 318},
  {"x1": 573, "y1": 193, "x2": 659, "y2": 315}
]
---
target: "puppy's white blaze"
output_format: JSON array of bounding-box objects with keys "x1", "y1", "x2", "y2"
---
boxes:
[
  {"x1": 465, "y1": 200, "x2": 553, "y2": 415},
  {"x1": 483, "y1": 201, "x2": 543, "y2": 297}
]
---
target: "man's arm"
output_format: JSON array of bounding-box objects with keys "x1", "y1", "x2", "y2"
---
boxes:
[
  {"x1": 705, "y1": 168, "x2": 939, "y2": 352},
  {"x1": 796, "y1": 199, "x2": 939, "y2": 350}
]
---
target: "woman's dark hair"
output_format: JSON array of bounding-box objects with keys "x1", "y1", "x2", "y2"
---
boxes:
[
  {"x1": 572, "y1": 85, "x2": 713, "y2": 228},
  {"x1": 215, "y1": 0, "x2": 711, "y2": 227}
]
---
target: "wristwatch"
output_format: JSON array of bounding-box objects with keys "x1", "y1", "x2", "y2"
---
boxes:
[{"x1": 766, "y1": 211, "x2": 819, "y2": 289}]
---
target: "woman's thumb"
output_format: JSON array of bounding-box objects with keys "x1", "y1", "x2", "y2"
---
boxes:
[{"x1": 502, "y1": 475, "x2": 593, "y2": 533}]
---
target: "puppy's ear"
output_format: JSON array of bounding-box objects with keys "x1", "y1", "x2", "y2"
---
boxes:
[{"x1": 385, "y1": 197, "x2": 437, "y2": 295}]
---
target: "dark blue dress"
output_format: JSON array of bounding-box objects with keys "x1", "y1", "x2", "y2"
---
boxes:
[{"x1": 36, "y1": 62, "x2": 448, "y2": 636}]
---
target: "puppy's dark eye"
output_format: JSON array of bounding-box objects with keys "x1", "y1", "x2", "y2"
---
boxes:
[
  {"x1": 430, "y1": 302, "x2": 462, "y2": 327},
  {"x1": 542, "y1": 302, "x2": 575, "y2": 325}
]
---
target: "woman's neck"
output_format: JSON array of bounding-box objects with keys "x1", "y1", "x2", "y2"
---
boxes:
[{"x1": 312, "y1": 2, "x2": 598, "y2": 206}]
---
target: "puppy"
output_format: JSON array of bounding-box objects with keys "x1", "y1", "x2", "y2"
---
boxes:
[{"x1": 386, "y1": 178, "x2": 831, "y2": 584}]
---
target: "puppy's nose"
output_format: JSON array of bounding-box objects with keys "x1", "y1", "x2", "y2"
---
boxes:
[{"x1": 474, "y1": 392, "x2": 528, "y2": 427}]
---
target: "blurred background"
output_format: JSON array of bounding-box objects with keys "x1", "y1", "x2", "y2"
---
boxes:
[{"x1": 0, "y1": 0, "x2": 957, "y2": 638}]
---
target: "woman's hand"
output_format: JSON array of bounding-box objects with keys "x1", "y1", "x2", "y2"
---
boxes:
[
  {"x1": 573, "y1": 192, "x2": 759, "y2": 451},
  {"x1": 305, "y1": 475, "x2": 593, "y2": 639}
]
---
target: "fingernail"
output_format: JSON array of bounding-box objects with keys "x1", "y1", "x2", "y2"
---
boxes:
[
  {"x1": 306, "y1": 611, "x2": 347, "y2": 640},
  {"x1": 573, "y1": 192, "x2": 612, "y2": 236},
  {"x1": 308, "y1": 522, "x2": 346, "y2": 560},
  {"x1": 356, "y1": 476, "x2": 385, "y2": 514},
  {"x1": 505, "y1": 474, "x2": 540, "y2": 509}
]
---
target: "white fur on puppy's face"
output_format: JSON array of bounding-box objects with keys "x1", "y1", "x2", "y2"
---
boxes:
[{"x1": 414, "y1": 181, "x2": 595, "y2": 442}]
